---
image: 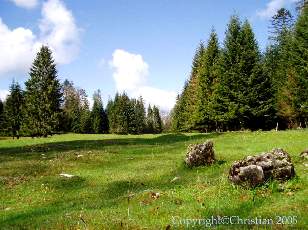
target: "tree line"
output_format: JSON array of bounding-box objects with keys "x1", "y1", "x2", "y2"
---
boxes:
[
  {"x1": 172, "y1": 4, "x2": 308, "y2": 132},
  {"x1": 0, "y1": 46, "x2": 163, "y2": 138}
]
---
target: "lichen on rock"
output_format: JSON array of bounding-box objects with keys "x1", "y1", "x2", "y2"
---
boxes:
[
  {"x1": 229, "y1": 148, "x2": 295, "y2": 187},
  {"x1": 185, "y1": 140, "x2": 216, "y2": 167}
]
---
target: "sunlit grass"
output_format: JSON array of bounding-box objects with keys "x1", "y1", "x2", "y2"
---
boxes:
[{"x1": 0, "y1": 130, "x2": 307, "y2": 229}]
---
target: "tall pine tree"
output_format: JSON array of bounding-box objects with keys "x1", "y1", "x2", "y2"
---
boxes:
[
  {"x1": 91, "y1": 90, "x2": 108, "y2": 133},
  {"x1": 23, "y1": 46, "x2": 62, "y2": 137},
  {"x1": 5, "y1": 81, "x2": 24, "y2": 138},
  {"x1": 0, "y1": 99, "x2": 4, "y2": 132},
  {"x1": 152, "y1": 105, "x2": 163, "y2": 133},
  {"x1": 193, "y1": 29, "x2": 220, "y2": 131},
  {"x1": 292, "y1": 4, "x2": 308, "y2": 127}
]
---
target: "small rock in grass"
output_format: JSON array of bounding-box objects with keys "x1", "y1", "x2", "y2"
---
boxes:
[
  {"x1": 300, "y1": 150, "x2": 308, "y2": 160},
  {"x1": 229, "y1": 148, "x2": 295, "y2": 187},
  {"x1": 59, "y1": 173, "x2": 75, "y2": 178},
  {"x1": 185, "y1": 140, "x2": 216, "y2": 167},
  {"x1": 170, "y1": 176, "x2": 180, "y2": 183},
  {"x1": 150, "y1": 192, "x2": 160, "y2": 200},
  {"x1": 77, "y1": 154, "x2": 84, "y2": 158}
]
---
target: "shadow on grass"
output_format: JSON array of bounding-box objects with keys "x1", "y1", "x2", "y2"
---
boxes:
[{"x1": 0, "y1": 133, "x2": 221, "y2": 156}]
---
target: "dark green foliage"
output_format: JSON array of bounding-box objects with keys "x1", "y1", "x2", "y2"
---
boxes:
[
  {"x1": 215, "y1": 16, "x2": 248, "y2": 130},
  {"x1": 61, "y1": 79, "x2": 80, "y2": 132},
  {"x1": 23, "y1": 46, "x2": 62, "y2": 137},
  {"x1": 5, "y1": 81, "x2": 24, "y2": 138},
  {"x1": 61, "y1": 80, "x2": 94, "y2": 134},
  {"x1": 78, "y1": 89, "x2": 92, "y2": 134},
  {"x1": 91, "y1": 90, "x2": 108, "y2": 134},
  {"x1": 146, "y1": 105, "x2": 154, "y2": 133},
  {"x1": 106, "y1": 93, "x2": 158, "y2": 134},
  {"x1": 0, "y1": 99, "x2": 4, "y2": 133},
  {"x1": 292, "y1": 4, "x2": 308, "y2": 127},
  {"x1": 129, "y1": 97, "x2": 146, "y2": 134},
  {"x1": 171, "y1": 43, "x2": 206, "y2": 132},
  {"x1": 193, "y1": 30, "x2": 220, "y2": 131},
  {"x1": 152, "y1": 105, "x2": 163, "y2": 133},
  {"x1": 172, "y1": 16, "x2": 277, "y2": 131},
  {"x1": 269, "y1": 8, "x2": 294, "y2": 42},
  {"x1": 107, "y1": 93, "x2": 130, "y2": 134}
]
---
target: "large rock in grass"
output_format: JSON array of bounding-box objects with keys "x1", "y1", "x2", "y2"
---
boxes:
[
  {"x1": 229, "y1": 148, "x2": 295, "y2": 187},
  {"x1": 185, "y1": 141, "x2": 215, "y2": 167}
]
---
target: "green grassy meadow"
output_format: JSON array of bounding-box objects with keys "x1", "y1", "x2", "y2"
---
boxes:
[{"x1": 0, "y1": 130, "x2": 307, "y2": 229}]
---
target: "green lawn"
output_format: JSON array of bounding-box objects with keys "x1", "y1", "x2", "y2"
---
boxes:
[{"x1": 0, "y1": 130, "x2": 307, "y2": 229}]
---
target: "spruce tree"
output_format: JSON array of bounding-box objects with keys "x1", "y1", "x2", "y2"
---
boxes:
[
  {"x1": 184, "y1": 42, "x2": 206, "y2": 130},
  {"x1": 193, "y1": 29, "x2": 220, "y2": 131},
  {"x1": 91, "y1": 90, "x2": 108, "y2": 133},
  {"x1": 152, "y1": 105, "x2": 163, "y2": 133},
  {"x1": 292, "y1": 4, "x2": 308, "y2": 127},
  {"x1": 216, "y1": 15, "x2": 243, "y2": 130},
  {"x1": 23, "y1": 46, "x2": 62, "y2": 137},
  {"x1": 78, "y1": 89, "x2": 92, "y2": 133},
  {"x1": 107, "y1": 93, "x2": 131, "y2": 134},
  {"x1": 0, "y1": 99, "x2": 4, "y2": 132},
  {"x1": 61, "y1": 79, "x2": 79, "y2": 132},
  {"x1": 266, "y1": 8, "x2": 298, "y2": 128},
  {"x1": 134, "y1": 97, "x2": 146, "y2": 134},
  {"x1": 146, "y1": 105, "x2": 154, "y2": 133},
  {"x1": 5, "y1": 81, "x2": 24, "y2": 138},
  {"x1": 239, "y1": 20, "x2": 272, "y2": 129}
]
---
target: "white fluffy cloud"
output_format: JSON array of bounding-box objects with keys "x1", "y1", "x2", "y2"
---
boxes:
[
  {"x1": 257, "y1": 0, "x2": 298, "y2": 19},
  {"x1": 0, "y1": 18, "x2": 41, "y2": 75},
  {"x1": 0, "y1": 0, "x2": 80, "y2": 76},
  {"x1": 9, "y1": 0, "x2": 39, "y2": 9},
  {"x1": 110, "y1": 49, "x2": 148, "y2": 92},
  {"x1": 109, "y1": 49, "x2": 176, "y2": 110},
  {"x1": 39, "y1": 0, "x2": 80, "y2": 64},
  {"x1": 0, "y1": 90, "x2": 9, "y2": 101},
  {"x1": 132, "y1": 86, "x2": 177, "y2": 112}
]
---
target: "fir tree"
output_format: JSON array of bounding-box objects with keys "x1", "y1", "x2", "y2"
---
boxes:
[
  {"x1": 0, "y1": 99, "x2": 4, "y2": 132},
  {"x1": 5, "y1": 81, "x2": 24, "y2": 138},
  {"x1": 134, "y1": 96, "x2": 146, "y2": 134},
  {"x1": 152, "y1": 105, "x2": 163, "y2": 133},
  {"x1": 61, "y1": 79, "x2": 79, "y2": 132},
  {"x1": 146, "y1": 105, "x2": 154, "y2": 133},
  {"x1": 193, "y1": 29, "x2": 220, "y2": 131},
  {"x1": 78, "y1": 89, "x2": 92, "y2": 133},
  {"x1": 91, "y1": 90, "x2": 108, "y2": 133},
  {"x1": 292, "y1": 4, "x2": 308, "y2": 127},
  {"x1": 216, "y1": 15, "x2": 243, "y2": 130},
  {"x1": 23, "y1": 46, "x2": 62, "y2": 137}
]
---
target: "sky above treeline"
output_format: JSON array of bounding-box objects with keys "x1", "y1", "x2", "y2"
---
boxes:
[{"x1": 0, "y1": 0, "x2": 299, "y2": 110}]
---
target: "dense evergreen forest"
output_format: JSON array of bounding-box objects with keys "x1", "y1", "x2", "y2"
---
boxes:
[
  {"x1": 0, "y1": 46, "x2": 162, "y2": 138},
  {"x1": 0, "y1": 3, "x2": 307, "y2": 137},
  {"x1": 172, "y1": 4, "x2": 308, "y2": 132}
]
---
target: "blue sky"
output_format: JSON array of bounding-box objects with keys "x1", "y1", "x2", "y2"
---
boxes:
[{"x1": 0, "y1": 0, "x2": 299, "y2": 110}]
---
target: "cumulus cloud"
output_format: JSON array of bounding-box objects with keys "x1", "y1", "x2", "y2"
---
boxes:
[
  {"x1": 257, "y1": 0, "x2": 297, "y2": 19},
  {"x1": 109, "y1": 49, "x2": 176, "y2": 110},
  {"x1": 39, "y1": 0, "x2": 80, "y2": 64},
  {"x1": 0, "y1": 90, "x2": 9, "y2": 101},
  {"x1": 0, "y1": 0, "x2": 80, "y2": 76},
  {"x1": 9, "y1": 0, "x2": 39, "y2": 9},
  {"x1": 132, "y1": 86, "x2": 177, "y2": 111},
  {"x1": 0, "y1": 18, "x2": 41, "y2": 75},
  {"x1": 110, "y1": 49, "x2": 148, "y2": 92}
]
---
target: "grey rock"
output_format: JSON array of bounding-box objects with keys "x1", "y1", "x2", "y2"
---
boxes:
[
  {"x1": 229, "y1": 148, "x2": 295, "y2": 187},
  {"x1": 300, "y1": 150, "x2": 308, "y2": 160},
  {"x1": 185, "y1": 141, "x2": 215, "y2": 167}
]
